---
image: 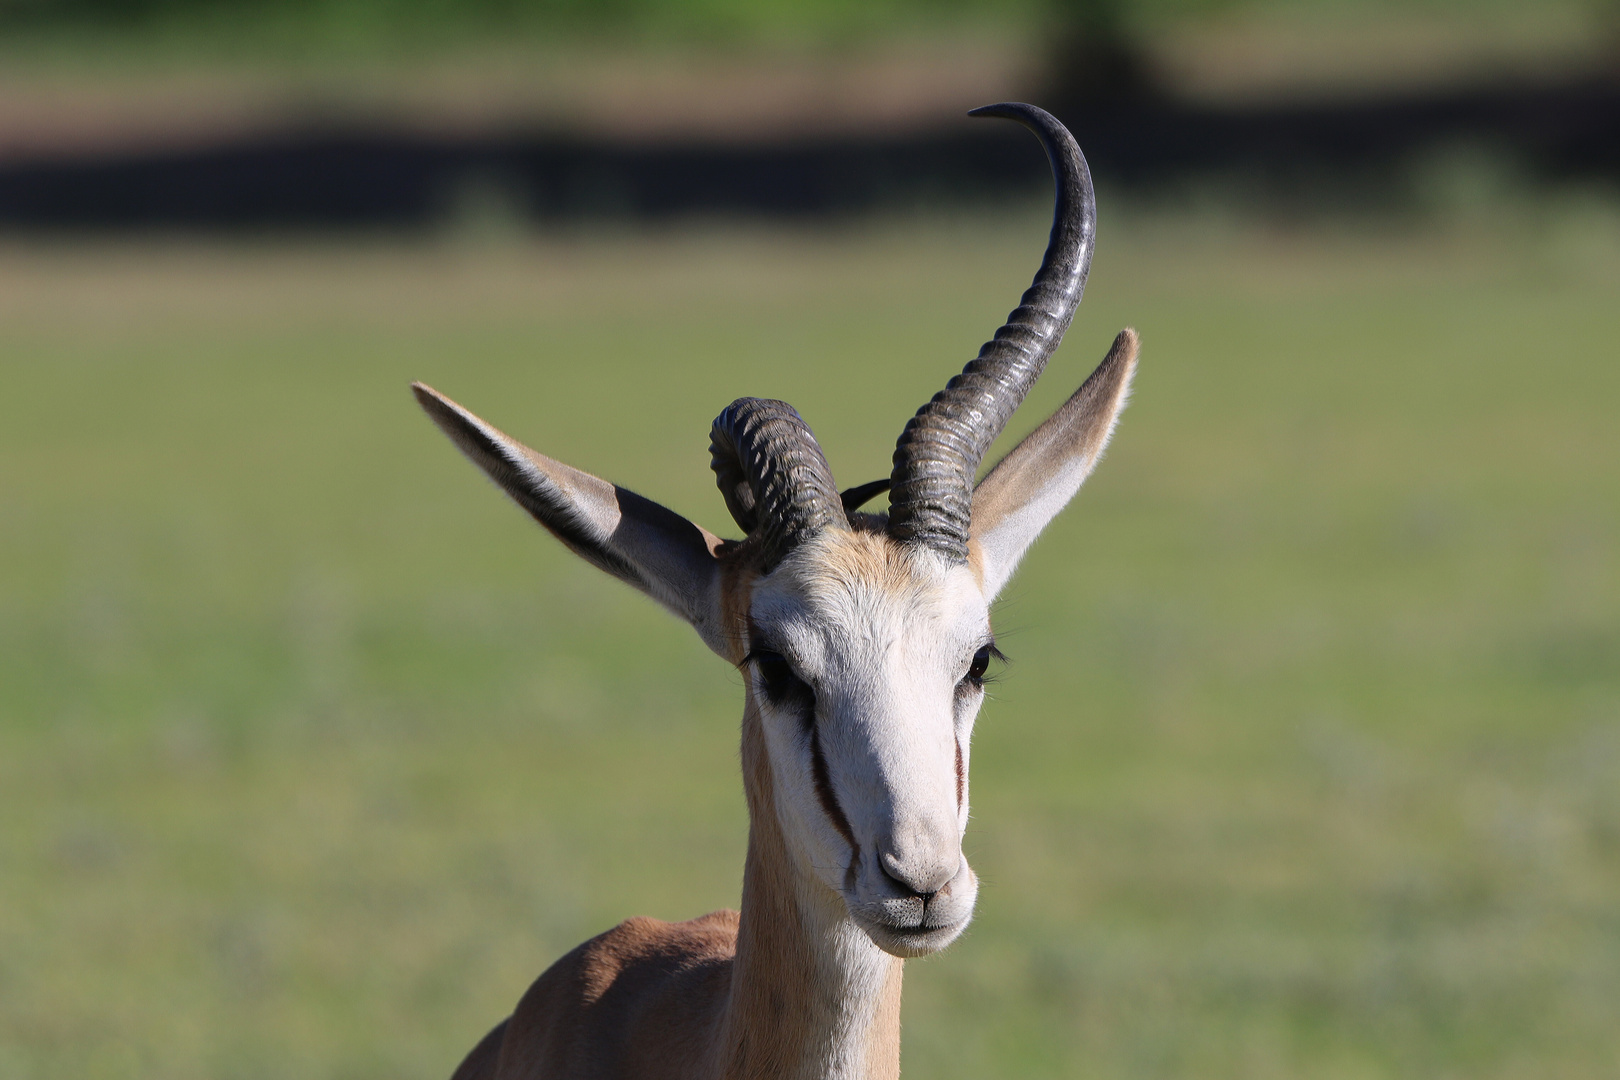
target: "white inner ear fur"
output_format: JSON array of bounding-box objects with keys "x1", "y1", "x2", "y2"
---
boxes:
[
  {"x1": 971, "y1": 441, "x2": 1112, "y2": 599},
  {"x1": 970, "y1": 330, "x2": 1138, "y2": 600}
]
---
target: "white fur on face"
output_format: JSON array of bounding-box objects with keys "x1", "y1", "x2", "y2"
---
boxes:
[{"x1": 748, "y1": 531, "x2": 990, "y2": 957}]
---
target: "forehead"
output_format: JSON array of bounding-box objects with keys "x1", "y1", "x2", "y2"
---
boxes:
[{"x1": 749, "y1": 530, "x2": 987, "y2": 653}]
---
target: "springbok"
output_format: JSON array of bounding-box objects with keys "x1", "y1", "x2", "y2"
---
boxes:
[{"x1": 413, "y1": 102, "x2": 1138, "y2": 1080}]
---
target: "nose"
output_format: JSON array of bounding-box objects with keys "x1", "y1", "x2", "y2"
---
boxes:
[{"x1": 878, "y1": 846, "x2": 956, "y2": 899}]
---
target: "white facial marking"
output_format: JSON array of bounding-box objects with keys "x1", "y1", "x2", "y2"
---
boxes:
[{"x1": 748, "y1": 530, "x2": 990, "y2": 957}]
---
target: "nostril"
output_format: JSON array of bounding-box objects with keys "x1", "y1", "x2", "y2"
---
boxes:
[
  {"x1": 878, "y1": 850, "x2": 947, "y2": 900},
  {"x1": 878, "y1": 859, "x2": 927, "y2": 899},
  {"x1": 877, "y1": 858, "x2": 906, "y2": 891}
]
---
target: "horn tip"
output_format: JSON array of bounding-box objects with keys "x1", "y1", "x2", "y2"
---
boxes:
[{"x1": 968, "y1": 101, "x2": 1049, "y2": 122}]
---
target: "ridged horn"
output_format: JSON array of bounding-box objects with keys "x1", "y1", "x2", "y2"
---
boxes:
[
  {"x1": 888, "y1": 103, "x2": 1096, "y2": 561},
  {"x1": 710, "y1": 397, "x2": 845, "y2": 568}
]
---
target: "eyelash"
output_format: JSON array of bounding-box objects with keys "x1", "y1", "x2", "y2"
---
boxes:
[{"x1": 961, "y1": 644, "x2": 1007, "y2": 692}]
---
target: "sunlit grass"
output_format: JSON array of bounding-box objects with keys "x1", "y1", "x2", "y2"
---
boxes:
[{"x1": 1, "y1": 202, "x2": 1617, "y2": 1078}]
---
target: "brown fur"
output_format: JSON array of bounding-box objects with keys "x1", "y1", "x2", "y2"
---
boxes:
[{"x1": 480, "y1": 913, "x2": 738, "y2": 1080}]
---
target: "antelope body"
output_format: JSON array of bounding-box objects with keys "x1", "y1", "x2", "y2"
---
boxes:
[{"x1": 413, "y1": 103, "x2": 1140, "y2": 1080}]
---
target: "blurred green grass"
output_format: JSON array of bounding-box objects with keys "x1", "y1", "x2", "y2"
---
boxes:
[{"x1": 1, "y1": 203, "x2": 1618, "y2": 1079}]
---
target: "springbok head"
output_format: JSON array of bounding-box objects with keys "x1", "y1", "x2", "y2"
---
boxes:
[{"x1": 412, "y1": 103, "x2": 1137, "y2": 959}]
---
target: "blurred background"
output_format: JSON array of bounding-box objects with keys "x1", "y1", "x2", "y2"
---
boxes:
[{"x1": 1, "y1": 1, "x2": 1617, "y2": 1078}]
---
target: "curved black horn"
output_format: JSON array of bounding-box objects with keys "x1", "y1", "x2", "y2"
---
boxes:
[
  {"x1": 710, "y1": 397, "x2": 845, "y2": 568},
  {"x1": 888, "y1": 103, "x2": 1096, "y2": 561}
]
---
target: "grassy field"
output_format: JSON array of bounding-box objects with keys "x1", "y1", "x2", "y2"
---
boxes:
[{"x1": 1, "y1": 202, "x2": 1617, "y2": 1079}]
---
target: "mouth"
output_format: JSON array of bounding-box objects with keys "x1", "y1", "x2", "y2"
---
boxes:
[
  {"x1": 840, "y1": 858, "x2": 979, "y2": 957},
  {"x1": 850, "y1": 908, "x2": 972, "y2": 958}
]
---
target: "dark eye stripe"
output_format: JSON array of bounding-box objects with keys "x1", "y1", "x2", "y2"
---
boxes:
[
  {"x1": 809, "y1": 721, "x2": 856, "y2": 847},
  {"x1": 745, "y1": 646, "x2": 854, "y2": 846}
]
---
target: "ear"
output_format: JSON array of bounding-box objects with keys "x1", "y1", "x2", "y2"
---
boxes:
[
  {"x1": 412, "y1": 383, "x2": 730, "y2": 656},
  {"x1": 969, "y1": 329, "x2": 1139, "y2": 599}
]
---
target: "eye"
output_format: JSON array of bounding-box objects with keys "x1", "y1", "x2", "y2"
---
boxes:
[
  {"x1": 747, "y1": 650, "x2": 812, "y2": 710},
  {"x1": 961, "y1": 644, "x2": 1002, "y2": 691}
]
